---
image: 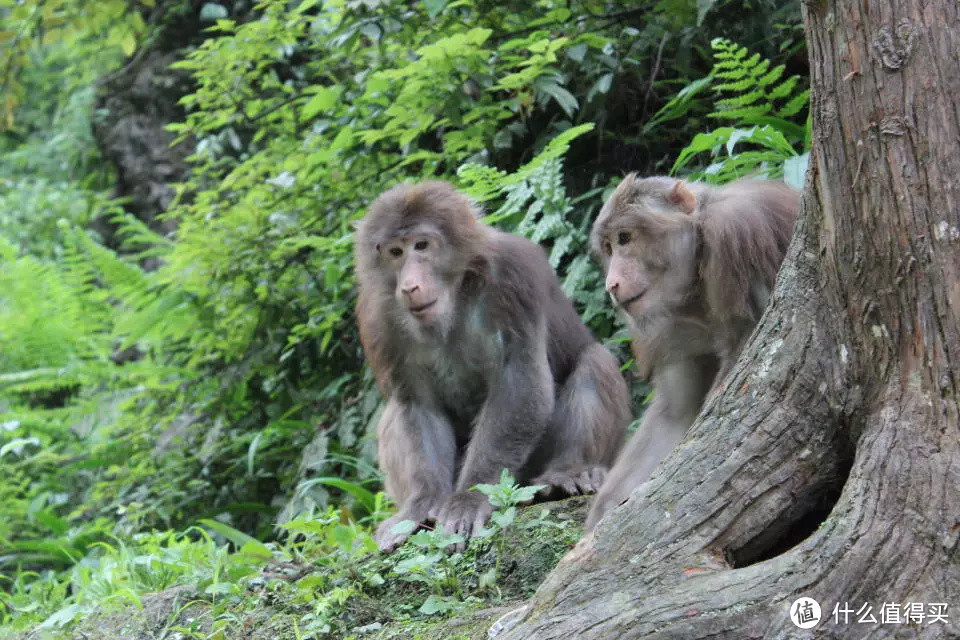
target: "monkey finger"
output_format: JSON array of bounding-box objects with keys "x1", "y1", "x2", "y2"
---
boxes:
[
  {"x1": 535, "y1": 483, "x2": 557, "y2": 500},
  {"x1": 589, "y1": 466, "x2": 607, "y2": 490},
  {"x1": 576, "y1": 467, "x2": 606, "y2": 494},
  {"x1": 471, "y1": 511, "x2": 487, "y2": 538},
  {"x1": 377, "y1": 533, "x2": 405, "y2": 553},
  {"x1": 453, "y1": 527, "x2": 468, "y2": 553},
  {"x1": 534, "y1": 470, "x2": 581, "y2": 496},
  {"x1": 560, "y1": 475, "x2": 581, "y2": 495},
  {"x1": 375, "y1": 524, "x2": 410, "y2": 553},
  {"x1": 443, "y1": 516, "x2": 468, "y2": 553}
]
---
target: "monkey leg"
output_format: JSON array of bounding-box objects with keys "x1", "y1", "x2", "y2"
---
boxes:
[
  {"x1": 375, "y1": 398, "x2": 457, "y2": 552},
  {"x1": 532, "y1": 343, "x2": 631, "y2": 497}
]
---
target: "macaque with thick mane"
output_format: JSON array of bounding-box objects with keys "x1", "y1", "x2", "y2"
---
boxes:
[
  {"x1": 355, "y1": 181, "x2": 631, "y2": 551},
  {"x1": 586, "y1": 174, "x2": 798, "y2": 528}
]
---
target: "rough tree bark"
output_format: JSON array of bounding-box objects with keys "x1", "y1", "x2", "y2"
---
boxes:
[
  {"x1": 497, "y1": 2, "x2": 960, "y2": 638},
  {"x1": 90, "y1": 2, "x2": 245, "y2": 246}
]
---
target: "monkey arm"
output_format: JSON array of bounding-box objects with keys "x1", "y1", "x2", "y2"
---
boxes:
[
  {"x1": 456, "y1": 331, "x2": 555, "y2": 491},
  {"x1": 435, "y1": 325, "x2": 555, "y2": 547},
  {"x1": 586, "y1": 356, "x2": 714, "y2": 529}
]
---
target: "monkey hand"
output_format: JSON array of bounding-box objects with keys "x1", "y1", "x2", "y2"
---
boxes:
[
  {"x1": 532, "y1": 465, "x2": 607, "y2": 498},
  {"x1": 435, "y1": 491, "x2": 495, "y2": 552},
  {"x1": 375, "y1": 514, "x2": 420, "y2": 553},
  {"x1": 376, "y1": 498, "x2": 446, "y2": 553}
]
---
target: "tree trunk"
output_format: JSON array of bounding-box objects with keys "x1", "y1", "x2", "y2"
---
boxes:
[
  {"x1": 90, "y1": 2, "x2": 220, "y2": 247},
  {"x1": 499, "y1": 2, "x2": 960, "y2": 638}
]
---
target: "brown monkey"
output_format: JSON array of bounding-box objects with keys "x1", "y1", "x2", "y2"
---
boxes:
[
  {"x1": 355, "y1": 181, "x2": 631, "y2": 551},
  {"x1": 586, "y1": 175, "x2": 798, "y2": 528}
]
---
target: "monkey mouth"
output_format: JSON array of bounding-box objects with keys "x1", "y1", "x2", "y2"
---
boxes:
[
  {"x1": 619, "y1": 290, "x2": 647, "y2": 310},
  {"x1": 409, "y1": 300, "x2": 438, "y2": 316}
]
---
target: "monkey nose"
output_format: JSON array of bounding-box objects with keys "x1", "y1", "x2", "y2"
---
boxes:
[
  {"x1": 401, "y1": 283, "x2": 419, "y2": 295},
  {"x1": 605, "y1": 280, "x2": 620, "y2": 297}
]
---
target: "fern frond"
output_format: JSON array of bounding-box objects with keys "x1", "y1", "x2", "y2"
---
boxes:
[
  {"x1": 767, "y1": 75, "x2": 800, "y2": 100},
  {"x1": 715, "y1": 89, "x2": 768, "y2": 109},
  {"x1": 709, "y1": 105, "x2": 771, "y2": 121},
  {"x1": 672, "y1": 38, "x2": 810, "y2": 182},
  {"x1": 757, "y1": 64, "x2": 786, "y2": 88},
  {"x1": 777, "y1": 90, "x2": 811, "y2": 118}
]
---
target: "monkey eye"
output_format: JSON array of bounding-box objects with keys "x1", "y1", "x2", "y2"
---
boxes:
[
  {"x1": 389, "y1": 246, "x2": 403, "y2": 257},
  {"x1": 602, "y1": 240, "x2": 612, "y2": 257},
  {"x1": 617, "y1": 231, "x2": 631, "y2": 246},
  {"x1": 413, "y1": 239, "x2": 429, "y2": 251}
]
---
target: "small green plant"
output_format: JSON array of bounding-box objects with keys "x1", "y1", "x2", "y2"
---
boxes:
[
  {"x1": 0, "y1": 528, "x2": 265, "y2": 633},
  {"x1": 663, "y1": 38, "x2": 811, "y2": 186},
  {"x1": 474, "y1": 469, "x2": 545, "y2": 530}
]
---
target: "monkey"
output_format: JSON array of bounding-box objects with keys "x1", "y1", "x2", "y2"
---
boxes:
[
  {"x1": 354, "y1": 181, "x2": 632, "y2": 552},
  {"x1": 585, "y1": 174, "x2": 798, "y2": 529}
]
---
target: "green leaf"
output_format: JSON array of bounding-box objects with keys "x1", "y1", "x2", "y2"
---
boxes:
[
  {"x1": 39, "y1": 604, "x2": 84, "y2": 629},
  {"x1": 423, "y1": 0, "x2": 447, "y2": 18},
  {"x1": 538, "y1": 81, "x2": 578, "y2": 118},
  {"x1": 120, "y1": 32, "x2": 136, "y2": 57},
  {"x1": 239, "y1": 540, "x2": 273, "y2": 559},
  {"x1": 300, "y1": 477, "x2": 377, "y2": 512},
  {"x1": 331, "y1": 524, "x2": 355, "y2": 550},
  {"x1": 204, "y1": 582, "x2": 235, "y2": 595},
  {"x1": 199, "y1": 3, "x2": 228, "y2": 22},
  {"x1": 300, "y1": 87, "x2": 342, "y2": 121},
  {"x1": 697, "y1": 0, "x2": 719, "y2": 24},
  {"x1": 199, "y1": 518, "x2": 261, "y2": 548},
  {"x1": 420, "y1": 595, "x2": 460, "y2": 615},
  {"x1": 388, "y1": 519, "x2": 418, "y2": 536},
  {"x1": 783, "y1": 152, "x2": 809, "y2": 190},
  {"x1": 0, "y1": 436, "x2": 40, "y2": 457},
  {"x1": 566, "y1": 43, "x2": 587, "y2": 62},
  {"x1": 490, "y1": 506, "x2": 517, "y2": 529}
]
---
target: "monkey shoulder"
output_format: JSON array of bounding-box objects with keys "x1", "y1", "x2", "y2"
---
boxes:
[
  {"x1": 485, "y1": 231, "x2": 554, "y2": 319},
  {"x1": 703, "y1": 180, "x2": 798, "y2": 220},
  {"x1": 487, "y1": 231, "x2": 595, "y2": 374}
]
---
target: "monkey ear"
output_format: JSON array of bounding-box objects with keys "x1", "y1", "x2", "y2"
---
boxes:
[
  {"x1": 463, "y1": 255, "x2": 490, "y2": 291},
  {"x1": 667, "y1": 180, "x2": 697, "y2": 214}
]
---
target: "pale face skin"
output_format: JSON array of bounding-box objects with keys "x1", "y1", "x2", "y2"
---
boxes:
[
  {"x1": 377, "y1": 230, "x2": 458, "y2": 335},
  {"x1": 600, "y1": 229, "x2": 652, "y2": 316},
  {"x1": 597, "y1": 224, "x2": 698, "y2": 330}
]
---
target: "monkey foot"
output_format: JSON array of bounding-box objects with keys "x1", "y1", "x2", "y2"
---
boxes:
[
  {"x1": 436, "y1": 491, "x2": 495, "y2": 552},
  {"x1": 375, "y1": 514, "x2": 425, "y2": 553},
  {"x1": 533, "y1": 466, "x2": 607, "y2": 498}
]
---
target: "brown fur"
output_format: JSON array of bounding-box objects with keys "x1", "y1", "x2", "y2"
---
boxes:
[
  {"x1": 355, "y1": 181, "x2": 631, "y2": 551},
  {"x1": 586, "y1": 174, "x2": 798, "y2": 528}
]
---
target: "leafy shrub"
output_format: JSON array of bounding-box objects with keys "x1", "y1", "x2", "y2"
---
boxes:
[{"x1": 666, "y1": 38, "x2": 811, "y2": 185}]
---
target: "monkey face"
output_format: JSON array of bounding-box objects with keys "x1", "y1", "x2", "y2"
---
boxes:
[
  {"x1": 377, "y1": 230, "x2": 456, "y2": 327},
  {"x1": 600, "y1": 225, "x2": 699, "y2": 325},
  {"x1": 591, "y1": 174, "x2": 697, "y2": 328},
  {"x1": 592, "y1": 175, "x2": 701, "y2": 327},
  {"x1": 601, "y1": 229, "x2": 650, "y2": 312}
]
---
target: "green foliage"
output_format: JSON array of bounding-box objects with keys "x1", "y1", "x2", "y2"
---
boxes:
[
  {"x1": 668, "y1": 38, "x2": 811, "y2": 185},
  {"x1": 1, "y1": 527, "x2": 266, "y2": 632},
  {"x1": 0, "y1": 0, "x2": 146, "y2": 129}
]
